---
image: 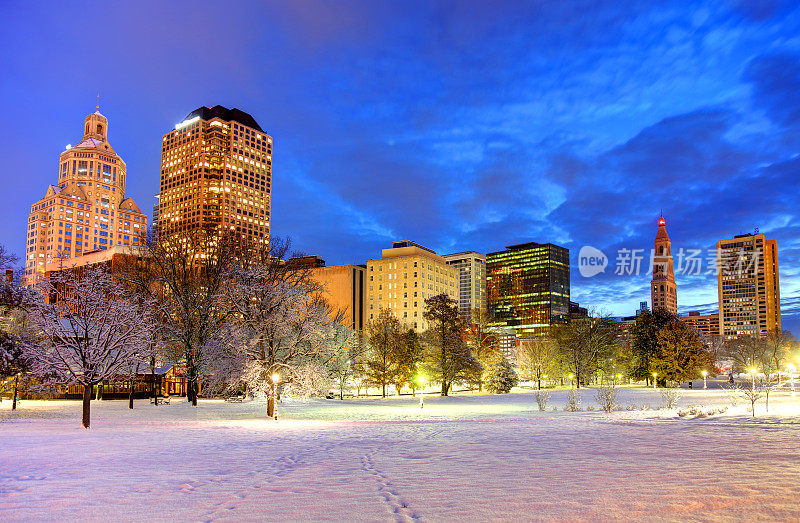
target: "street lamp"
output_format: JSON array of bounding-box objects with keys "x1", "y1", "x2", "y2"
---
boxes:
[
  {"x1": 653, "y1": 372, "x2": 657, "y2": 389},
  {"x1": 270, "y1": 373, "x2": 280, "y2": 421},
  {"x1": 702, "y1": 370, "x2": 708, "y2": 390},
  {"x1": 417, "y1": 374, "x2": 426, "y2": 408},
  {"x1": 568, "y1": 373, "x2": 574, "y2": 388},
  {"x1": 616, "y1": 374, "x2": 622, "y2": 387},
  {"x1": 748, "y1": 367, "x2": 757, "y2": 390},
  {"x1": 788, "y1": 364, "x2": 797, "y2": 396}
]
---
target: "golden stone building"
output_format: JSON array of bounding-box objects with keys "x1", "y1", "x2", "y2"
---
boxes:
[
  {"x1": 650, "y1": 214, "x2": 677, "y2": 314},
  {"x1": 158, "y1": 106, "x2": 271, "y2": 246},
  {"x1": 717, "y1": 232, "x2": 781, "y2": 338},
  {"x1": 310, "y1": 264, "x2": 367, "y2": 332},
  {"x1": 366, "y1": 241, "x2": 459, "y2": 332},
  {"x1": 23, "y1": 107, "x2": 147, "y2": 284}
]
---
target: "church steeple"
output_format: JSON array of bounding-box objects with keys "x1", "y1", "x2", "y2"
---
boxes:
[{"x1": 651, "y1": 213, "x2": 677, "y2": 314}]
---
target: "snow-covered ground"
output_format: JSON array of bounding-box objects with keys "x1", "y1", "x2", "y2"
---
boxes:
[{"x1": 2, "y1": 385, "x2": 800, "y2": 521}]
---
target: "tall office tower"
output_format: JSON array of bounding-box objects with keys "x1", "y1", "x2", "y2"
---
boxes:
[
  {"x1": 442, "y1": 251, "x2": 487, "y2": 320},
  {"x1": 717, "y1": 232, "x2": 781, "y2": 338},
  {"x1": 650, "y1": 214, "x2": 677, "y2": 314},
  {"x1": 23, "y1": 107, "x2": 148, "y2": 284},
  {"x1": 151, "y1": 195, "x2": 160, "y2": 244},
  {"x1": 158, "y1": 105, "x2": 271, "y2": 247},
  {"x1": 486, "y1": 242, "x2": 570, "y2": 336},
  {"x1": 366, "y1": 241, "x2": 459, "y2": 332}
]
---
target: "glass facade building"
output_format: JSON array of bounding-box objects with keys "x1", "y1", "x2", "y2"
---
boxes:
[{"x1": 486, "y1": 242, "x2": 570, "y2": 336}]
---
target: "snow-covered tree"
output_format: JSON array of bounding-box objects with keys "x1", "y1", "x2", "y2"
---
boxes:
[
  {"x1": 324, "y1": 325, "x2": 365, "y2": 400},
  {"x1": 225, "y1": 241, "x2": 341, "y2": 417},
  {"x1": 24, "y1": 267, "x2": 152, "y2": 428},
  {"x1": 117, "y1": 229, "x2": 238, "y2": 406},
  {"x1": 482, "y1": 359, "x2": 518, "y2": 394}
]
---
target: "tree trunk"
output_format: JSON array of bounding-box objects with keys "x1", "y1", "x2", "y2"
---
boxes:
[
  {"x1": 82, "y1": 383, "x2": 92, "y2": 428},
  {"x1": 537, "y1": 378, "x2": 541, "y2": 391},
  {"x1": 575, "y1": 370, "x2": 581, "y2": 389},
  {"x1": 150, "y1": 356, "x2": 157, "y2": 405},
  {"x1": 96, "y1": 380, "x2": 103, "y2": 400},
  {"x1": 267, "y1": 380, "x2": 276, "y2": 419},
  {"x1": 128, "y1": 376, "x2": 135, "y2": 410},
  {"x1": 12, "y1": 374, "x2": 19, "y2": 410},
  {"x1": 441, "y1": 380, "x2": 448, "y2": 396}
]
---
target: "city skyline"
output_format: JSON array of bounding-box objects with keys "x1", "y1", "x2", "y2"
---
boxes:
[{"x1": 2, "y1": 2, "x2": 800, "y2": 332}]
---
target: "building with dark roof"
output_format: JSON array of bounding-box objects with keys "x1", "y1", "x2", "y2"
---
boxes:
[{"x1": 157, "y1": 105, "x2": 271, "y2": 249}]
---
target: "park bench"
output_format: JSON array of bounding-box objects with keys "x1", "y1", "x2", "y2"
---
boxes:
[
  {"x1": 150, "y1": 396, "x2": 171, "y2": 405},
  {"x1": 224, "y1": 394, "x2": 244, "y2": 403}
]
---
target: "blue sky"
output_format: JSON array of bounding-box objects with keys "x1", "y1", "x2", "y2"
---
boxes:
[{"x1": 2, "y1": 1, "x2": 799, "y2": 332}]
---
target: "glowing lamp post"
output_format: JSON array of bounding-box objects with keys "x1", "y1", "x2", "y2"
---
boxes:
[
  {"x1": 749, "y1": 367, "x2": 757, "y2": 390},
  {"x1": 702, "y1": 370, "x2": 708, "y2": 390},
  {"x1": 653, "y1": 372, "x2": 657, "y2": 389},
  {"x1": 418, "y1": 374, "x2": 426, "y2": 409},
  {"x1": 568, "y1": 374, "x2": 574, "y2": 388},
  {"x1": 788, "y1": 364, "x2": 797, "y2": 396},
  {"x1": 270, "y1": 373, "x2": 280, "y2": 421},
  {"x1": 616, "y1": 374, "x2": 622, "y2": 387}
]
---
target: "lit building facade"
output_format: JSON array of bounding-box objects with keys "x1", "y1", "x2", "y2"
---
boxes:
[
  {"x1": 650, "y1": 214, "x2": 677, "y2": 314},
  {"x1": 717, "y1": 233, "x2": 781, "y2": 338},
  {"x1": 310, "y1": 264, "x2": 367, "y2": 332},
  {"x1": 158, "y1": 105, "x2": 271, "y2": 247},
  {"x1": 366, "y1": 241, "x2": 459, "y2": 332},
  {"x1": 442, "y1": 251, "x2": 486, "y2": 319},
  {"x1": 486, "y1": 242, "x2": 570, "y2": 336},
  {"x1": 24, "y1": 108, "x2": 147, "y2": 284},
  {"x1": 681, "y1": 311, "x2": 720, "y2": 339}
]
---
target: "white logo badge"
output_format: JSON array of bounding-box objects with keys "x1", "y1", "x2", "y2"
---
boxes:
[{"x1": 578, "y1": 246, "x2": 607, "y2": 277}]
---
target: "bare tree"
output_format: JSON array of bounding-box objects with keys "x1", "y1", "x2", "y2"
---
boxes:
[
  {"x1": 463, "y1": 309, "x2": 500, "y2": 391},
  {"x1": 553, "y1": 315, "x2": 617, "y2": 389},
  {"x1": 515, "y1": 337, "x2": 558, "y2": 390},
  {"x1": 325, "y1": 326, "x2": 366, "y2": 400},
  {"x1": 363, "y1": 309, "x2": 401, "y2": 398},
  {"x1": 740, "y1": 382, "x2": 764, "y2": 418},
  {"x1": 118, "y1": 230, "x2": 240, "y2": 406},
  {"x1": 595, "y1": 384, "x2": 618, "y2": 413},
  {"x1": 23, "y1": 267, "x2": 151, "y2": 428}
]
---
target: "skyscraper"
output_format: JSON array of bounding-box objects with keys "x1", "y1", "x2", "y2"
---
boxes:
[
  {"x1": 442, "y1": 251, "x2": 486, "y2": 319},
  {"x1": 486, "y1": 242, "x2": 570, "y2": 336},
  {"x1": 23, "y1": 107, "x2": 147, "y2": 284},
  {"x1": 650, "y1": 214, "x2": 677, "y2": 314},
  {"x1": 366, "y1": 241, "x2": 459, "y2": 332},
  {"x1": 157, "y1": 105, "x2": 271, "y2": 247},
  {"x1": 717, "y1": 232, "x2": 781, "y2": 338}
]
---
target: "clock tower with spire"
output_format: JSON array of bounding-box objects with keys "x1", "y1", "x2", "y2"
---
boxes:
[{"x1": 650, "y1": 213, "x2": 677, "y2": 315}]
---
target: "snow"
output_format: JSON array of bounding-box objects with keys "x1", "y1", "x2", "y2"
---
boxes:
[{"x1": 3, "y1": 386, "x2": 800, "y2": 520}]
